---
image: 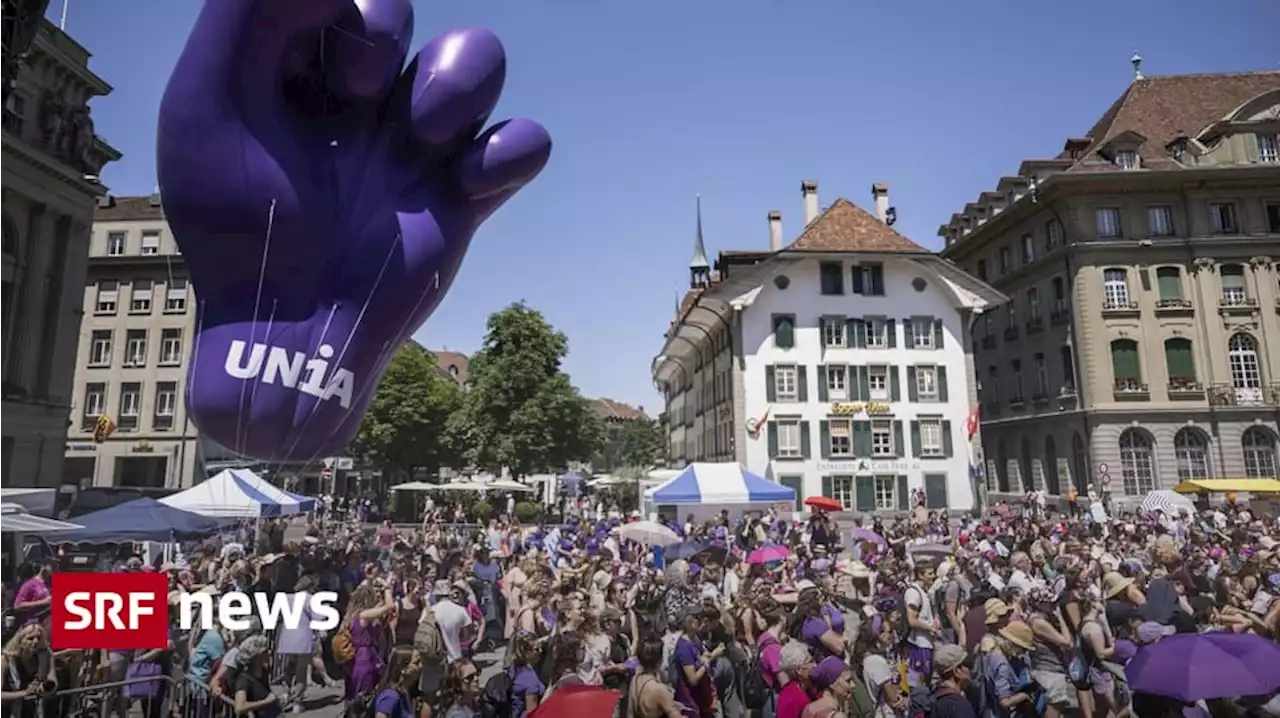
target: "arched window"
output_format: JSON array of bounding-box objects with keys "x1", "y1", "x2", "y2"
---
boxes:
[
  {"x1": 1103, "y1": 268, "x2": 1129, "y2": 307},
  {"x1": 996, "y1": 440, "x2": 1010, "y2": 493},
  {"x1": 1020, "y1": 437, "x2": 1035, "y2": 491},
  {"x1": 1242, "y1": 427, "x2": 1278, "y2": 479},
  {"x1": 1174, "y1": 428, "x2": 1211, "y2": 481},
  {"x1": 1119, "y1": 428, "x2": 1156, "y2": 496},
  {"x1": 1071, "y1": 433, "x2": 1087, "y2": 493},
  {"x1": 1043, "y1": 436, "x2": 1061, "y2": 495},
  {"x1": 1228, "y1": 334, "x2": 1263, "y2": 403},
  {"x1": 1111, "y1": 339, "x2": 1142, "y2": 390}
]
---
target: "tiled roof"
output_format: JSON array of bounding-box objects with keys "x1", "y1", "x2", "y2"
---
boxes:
[
  {"x1": 1066, "y1": 71, "x2": 1280, "y2": 171},
  {"x1": 433, "y1": 350, "x2": 470, "y2": 385},
  {"x1": 787, "y1": 199, "x2": 930, "y2": 254},
  {"x1": 592, "y1": 397, "x2": 648, "y2": 421},
  {"x1": 94, "y1": 195, "x2": 164, "y2": 222}
]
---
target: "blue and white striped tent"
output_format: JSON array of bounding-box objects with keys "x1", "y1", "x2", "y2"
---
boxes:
[
  {"x1": 644, "y1": 462, "x2": 795, "y2": 505},
  {"x1": 160, "y1": 468, "x2": 317, "y2": 518}
]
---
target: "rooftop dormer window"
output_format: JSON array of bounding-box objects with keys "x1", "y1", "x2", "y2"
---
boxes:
[{"x1": 1114, "y1": 150, "x2": 1140, "y2": 170}]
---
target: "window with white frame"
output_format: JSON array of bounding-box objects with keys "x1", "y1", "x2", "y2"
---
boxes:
[
  {"x1": 124, "y1": 330, "x2": 148, "y2": 367},
  {"x1": 96, "y1": 280, "x2": 119, "y2": 314},
  {"x1": 159, "y1": 328, "x2": 183, "y2": 366},
  {"x1": 1096, "y1": 208, "x2": 1121, "y2": 238},
  {"x1": 919, "y1": 417, "x2": 944, "y2": 456},
  {"x1": 1020, "y1": 233, "x2": 1034, "y2": 264},
  {"x1": 871, "y1": 419, "x2": 895, "y2": 457},
  {"x1": 866, "y1": 319, "x2": 887, "y2": 349},
  {"x1": 873, "y1": 475, "x2": 896, "y2": 510},
  {"x1": 106, "y1": 232, "x2": 125, "y2": 256},
  {"x1": 141, "y1": 231, "x2": 161, "y2": 255},
  {"x1": 1147, "y1": 205, "x2": 1174, "y2": 237},
  {"x1": 776, "y1": 418, "x2": 802, "y2": 458},
  {"x1": 130, "y1": 279, "x2": 153, "y2": 313},
  {"x1": 910, "y1": 318, "x2": 933, "y2": 348},
  {"x1": 166, "y1": 277, "x2": 188, "y2": 312},
  {"x1": 88, "y1": 330, "x2": 112, "y2": 366},
  {"x1": 154, "y1": 381, "x2": 177, "y2": 430},
  {"x1": 1114, "y1": 150, "x2": 1139, "y2": 170},
  {"x1": 119, "y1": 382, "x2": 142, "y2": 427},
  {"x1": 999, "y1": 246, "x2": 1012, "y2": 273},
  {"x1": 1258, "y1": 134, "x2": 1278, "y2": 164},
  {"x1": 831, "y1": 476, "x2": 855, "y2": 510},
  {"x1": 1026, "y1": 288, "x2": 1040, "y2": 319},
  {"x1": 1103, "y1": 268, "x2": 1129, "y2": 308},
  {"x1": 867, "y1": 366, "x2": 890, "y2": 401},
  {"x1": 829, "y1": 419, "x2": 853, "y2": 457},
  {"x1": 822, "y1": 318, "x2": 846, "y2": 348},
  {"x1": 83, "y1": 382, "x2": 106, "y2": 423},
  {"x1": 1209, "y1": 203, "x2": 1238, "y2": 234},
  {"x1": 1046, "y1": 218, "x2": 1063, "y2": 250},
  {"x1": 826, "y1": 365, "x2": 847, "y2": 401},
  {"x1": 774, "y1": 365, "x2": 798, "y2": 402},
  {"x1": 915, "y1": 366, "x2": 939, "y2": 401}
]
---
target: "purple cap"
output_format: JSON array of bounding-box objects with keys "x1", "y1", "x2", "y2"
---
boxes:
[{"x1": 809, "y1": 656, "x2": 848, "y2": 690}]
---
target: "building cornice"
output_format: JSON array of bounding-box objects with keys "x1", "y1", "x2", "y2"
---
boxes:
[{"x1": 3, "y1": 132, "x2": 107, "y2": 198}]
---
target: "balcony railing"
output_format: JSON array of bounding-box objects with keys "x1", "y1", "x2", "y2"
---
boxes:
[
  {"x1": 1031, "y1": 390, "x2": 1050, "y2": 404},
  {"x1": 1167, "y1": 377, "x2": 1205, "y2": 398},
  {"x1": 1003, "y1": 326, "x2": 1020, "y2": 341},
  {"x1": 1154, "y1": 298, "x2": 1194, "y2": 314},
  {"x1": 1102, "y1": 300, "x2": 1141, "y2": 316},
  {"x1": 981, "y1": 334, "x2": 997, "y2": 349},
  {"x1": 1219, "y1": 295, "x2": 1258, "y2": 314},
  {"x1": 1114, "y1": 378, "x2": 1150, "y2": 399},
  {"x1": 1007, "y1": 394, "x2": 1026, "y2": 409},
  {"x1": 1208, "y1": 382, "x2": 1280, "y2": 407},
  {"x1": 1058, "y1": 385, "x2": 1079, "y2": 407},
  {"x1": 1050, "y1": 307, "x2": 1072, "y2": 326},
  {"x1": 1025, "y1": 317, "x2": 1045, "y2": 334}
]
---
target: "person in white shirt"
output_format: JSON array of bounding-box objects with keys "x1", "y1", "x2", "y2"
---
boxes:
[
  {"x1": 1007, "y1": 552, "x2": 1038, "y2": 594},
  {"x1": 430, "y1": 580, "x2": 474, "y2": 661},
  {"x1": 903, "y1": 562, "x2": 941, "y2": 688}
]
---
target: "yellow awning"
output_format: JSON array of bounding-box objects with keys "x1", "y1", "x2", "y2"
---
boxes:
[{"x1": 1172, "y1": 478, "x2": 1280, "y2": 494}]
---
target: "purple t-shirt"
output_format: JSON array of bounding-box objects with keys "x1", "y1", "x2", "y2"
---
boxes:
[
  {"x1": 511, "y1": 666, "x2": 545, "y2": 718},
  {"x1": 756, "y1": 633, "x2": 782, "y2": 687},
  {"x1": 820, "y1": 604, "x2": 845, "y2": 634},
  {"x1": 673, "y1": 636, "x2": 705, "y2": 709},
  {"x1": 802, "y1": 617, "x2": 833, "y2": 658},
  {"x1": 373, "y1": 688, "x2": 413, "y2": 718},
  {"x1": 14, "y1": 578, "x2": 49, "y2": 626}
]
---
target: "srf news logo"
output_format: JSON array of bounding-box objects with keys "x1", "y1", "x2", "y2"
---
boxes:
[{"x1": 51, "y1": 573, "x2": 340, "y2": 651}]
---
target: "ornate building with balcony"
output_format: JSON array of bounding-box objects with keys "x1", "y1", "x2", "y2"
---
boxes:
[
  {"x1": 3, "y1": 4, "x2": 121, "y2": 487},
  {"x1": 939, "y1": 63, "x2": 1280, "y2": 504}
]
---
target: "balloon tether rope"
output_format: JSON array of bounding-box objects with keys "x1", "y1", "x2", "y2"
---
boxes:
[{"x1": 234, "y1": 198, "x2": 278, "y2": 456}]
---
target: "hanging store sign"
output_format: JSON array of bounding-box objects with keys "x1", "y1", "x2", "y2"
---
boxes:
[{"x1": 829, "y1": 402, "x2": 892, "y2": 416}]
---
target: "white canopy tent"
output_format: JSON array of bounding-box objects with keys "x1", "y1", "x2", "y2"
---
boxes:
[{"x1": 160, "y1": 468, "x2": 317, "y2": 518}]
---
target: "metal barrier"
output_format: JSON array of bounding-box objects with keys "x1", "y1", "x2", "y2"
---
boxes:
[{"x1": 8, "y1": 674, "x2": 241, "y2": 718}]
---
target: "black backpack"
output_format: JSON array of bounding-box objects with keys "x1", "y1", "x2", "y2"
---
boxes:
[
  {"x1": 480, "y1": 668, "x2": 515, "y2": 718},
  {"x1": 741, "y1": 636, "x2": 778, "y2": 710}
]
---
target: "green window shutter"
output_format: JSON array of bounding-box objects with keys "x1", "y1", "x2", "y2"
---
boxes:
[
  {"x1": 1110, "y1": 340, "x2": 1141, "y2": 380},
  {"x1": 816, "y1": 365, "x2": 828, "y2": 401},
  {"x1": 851, "y1": 267, "x2": 865, "y2": 295},
  {"x1": 779, "y1": 476, "x2": 804, "y2": 510},
  {"x1": 767, "y1": 422, "x2": 779, "y2": 458},
  {"x1": 853, "y1": 421, "x2": 872, "y2": 457},
  {"x1": 893, "y1": 421, "x2": 905, "y2": 458},
  {"x1": 850, "y1": 319, "x2": 867, "y2": 348},
  {"x1": 801, "y1": 422, "x2": 812, "y2": 459},
  {"x1": 870, "y1": 266, "x2": 885, "y2": 296},
  {"x1": 821, "y1": 475, "x2": 834, "y2": 498},
  {"x1": 907, "y1": 366, "x2": 919, "y2": 402},
  {"x1": 937, "y1": 366, "x2": 949, "y2": 402},
  {"x1": 886, "y1": 319, "x2": 897, "y2": 348},
  {"x1": 923, "y1": 473, "x2": 948, "y2": 509},
  {"x1": 855, "y1": 476, "x2": 876, "y2": 512},
  {"x1": 910, "y1": 420, "x2": 922, "y2": 458},
  {"x1": 942, "y1": 420, "x2": 954, "y2": 457},
  {"x1": 896, "y1": 475, "x2": 910, "y2": 511},
  {"x1": 765, "y1": 366, "x2": 777, "y2": 402},
  {"x1": 820, "y1": 420, "x2": 831, "y2": 459},
  {"x1": 1156, "y1": 267, "x2": 1182, "y2": 300},
  {"x1": 933, "y1": 318, "x2": 945, "y2": 349},
  {"x1": 856, "y1": 366, "x2": 870, "y2": 400},
  {"x1": 889, "y1": 365, "x2": 901, "y2": 402},
  {"x1": 903, "y1": 319, "x2": 915, "y2": 349},
  {"x1": 1164, "y1": 338, "x2": 1196, "y2": 380},
  {"x1": 773, "y1": 315, "x2": 795, "y2": 349},
  {"x1": 797, "y1": 365, "x2": 809, "y2": 402}
]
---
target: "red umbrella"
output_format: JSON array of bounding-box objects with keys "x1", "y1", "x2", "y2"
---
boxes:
[
  {"x1": 805, "y1": 496, "x2": 842, "y2": 512},
  {"x1": 530, "y1": 685, "x2": 622, "y2": 718}
]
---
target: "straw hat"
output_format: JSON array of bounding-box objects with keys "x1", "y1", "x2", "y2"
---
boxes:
[
  {"x1": 1103, "y1": 572, "x2": 1134, "y2": 600},
  {"x1": 998, "y1": 621, "x2": 1035, "y2": 651},
  {"x1": 983, "y1": 598, "x2": 1011, "y2": 625}
]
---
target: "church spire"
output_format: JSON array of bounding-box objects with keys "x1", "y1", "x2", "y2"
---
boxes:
[{"x1": 689, "y1": 195, "x2": 711, "y2": 288}]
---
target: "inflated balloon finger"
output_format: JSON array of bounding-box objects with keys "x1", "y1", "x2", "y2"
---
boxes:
[{"x1": 156, "y1": 0, "x2": 551, "y2": 462}]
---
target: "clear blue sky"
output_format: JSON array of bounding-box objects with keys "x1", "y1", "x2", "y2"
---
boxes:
[{"x1": 58, "y1": 0, "x2": 1277, "y2": 415}]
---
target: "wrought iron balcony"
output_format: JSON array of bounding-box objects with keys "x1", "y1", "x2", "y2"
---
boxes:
[
  {"x1": 1113, "y1": 378, "x2": 1150, "y2": 400},
  {"x1": 1031, "y1": 391, "x2": 1050, "y2": 404},
  {"x1": 1167, "y1": 377, "x2": 1205, "y2": 398},
  {"x1": 1050, "y1": 307, "x2": 1072, "y2": 326},
  {"x1": 1007, "y1": 394, "x2": 1026, "y2": 409},
  {"x1": 981, "y1": 334, "x2": 997, "y2": 350},
  {"x1": 1025, "y1": 317, "x2": 1045, "y2": 334},
  {"x1": 1003, "y1": 326, "x2": 1021, "y2": 341},
  {"x1": 1208, "y1": 382, "x2": 1280, "y2": 407},
  {"x1": 1154, "y1": 298, "x2": 1194, "y2": 315},
  {"x1": 1102, "y1": 299, "x2": 1141, "y2": 316},
  {"x1": 1219, "y1": 295, "x2": 1258, "y2": 315}
]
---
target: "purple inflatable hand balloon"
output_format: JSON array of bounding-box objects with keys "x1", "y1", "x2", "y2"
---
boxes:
[{"x1": 156, "y1": 0, "x2": 551, "y2": 462}]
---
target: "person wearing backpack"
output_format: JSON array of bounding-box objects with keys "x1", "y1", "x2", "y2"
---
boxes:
[
  {"x1": 927, "y1": 644, "x2": 977, "y2": 718},
  {"x1": 747, "y1": 600, "x2": 787, "y2": 718},
  {"x1": 373, "y1": 649, "x2": 424, "y2": 718}
]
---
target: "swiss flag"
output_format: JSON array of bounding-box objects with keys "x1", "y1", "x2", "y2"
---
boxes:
[{"x1": 964, "y1": 406, "x2": 981, "y2": 439}]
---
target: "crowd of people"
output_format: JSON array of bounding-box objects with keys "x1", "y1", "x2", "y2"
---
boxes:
[{"x1": 2, "y1": 491, "x2": 1279, "y2": 718}]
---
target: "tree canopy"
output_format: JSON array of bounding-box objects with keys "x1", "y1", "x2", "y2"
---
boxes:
[
  {"x1": 619, "y1": 417, "x2": 666, "y2": 469},
  {"x1": 352, "y1": 342, "x2": 461, "y2": 480},
  {"x1": 452, "y1": 302, "x2": 605, "y2": 475}
]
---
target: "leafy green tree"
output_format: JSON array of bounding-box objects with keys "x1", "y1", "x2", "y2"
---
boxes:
[
  {"x1": 453, "y1": 302, "x2": 605, "y2": 475},
  {"x1": 352, "y1": 343, "x2": 462, "y2": 480},
  {"x1": 620, "y1": 418, "x2": 665, "y2": 468}
]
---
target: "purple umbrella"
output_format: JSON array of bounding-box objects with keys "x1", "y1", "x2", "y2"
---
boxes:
[
  {"x1": 1126, "y1": 632, "x2": 1280, "y2": 701},
  {"x1": 849, "y1": 527, "x2": 886, "y2": 546}
]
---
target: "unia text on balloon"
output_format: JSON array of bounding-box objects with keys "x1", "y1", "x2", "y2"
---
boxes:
[{"x1": 223, "y1": 340, "x2": 355, "y2": 409}]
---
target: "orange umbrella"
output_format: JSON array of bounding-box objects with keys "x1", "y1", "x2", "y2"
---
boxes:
[
  {"x1": 530, "y1": 685, "x2": 622, "y2": 718},
  {"x1": 805, "y1": 496, "x2": 842, "y2": 512}
]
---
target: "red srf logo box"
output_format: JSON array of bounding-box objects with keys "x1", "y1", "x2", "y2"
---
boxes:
[{"x1": 51, "y1": 573, "x2": 169, "y2": 650}]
